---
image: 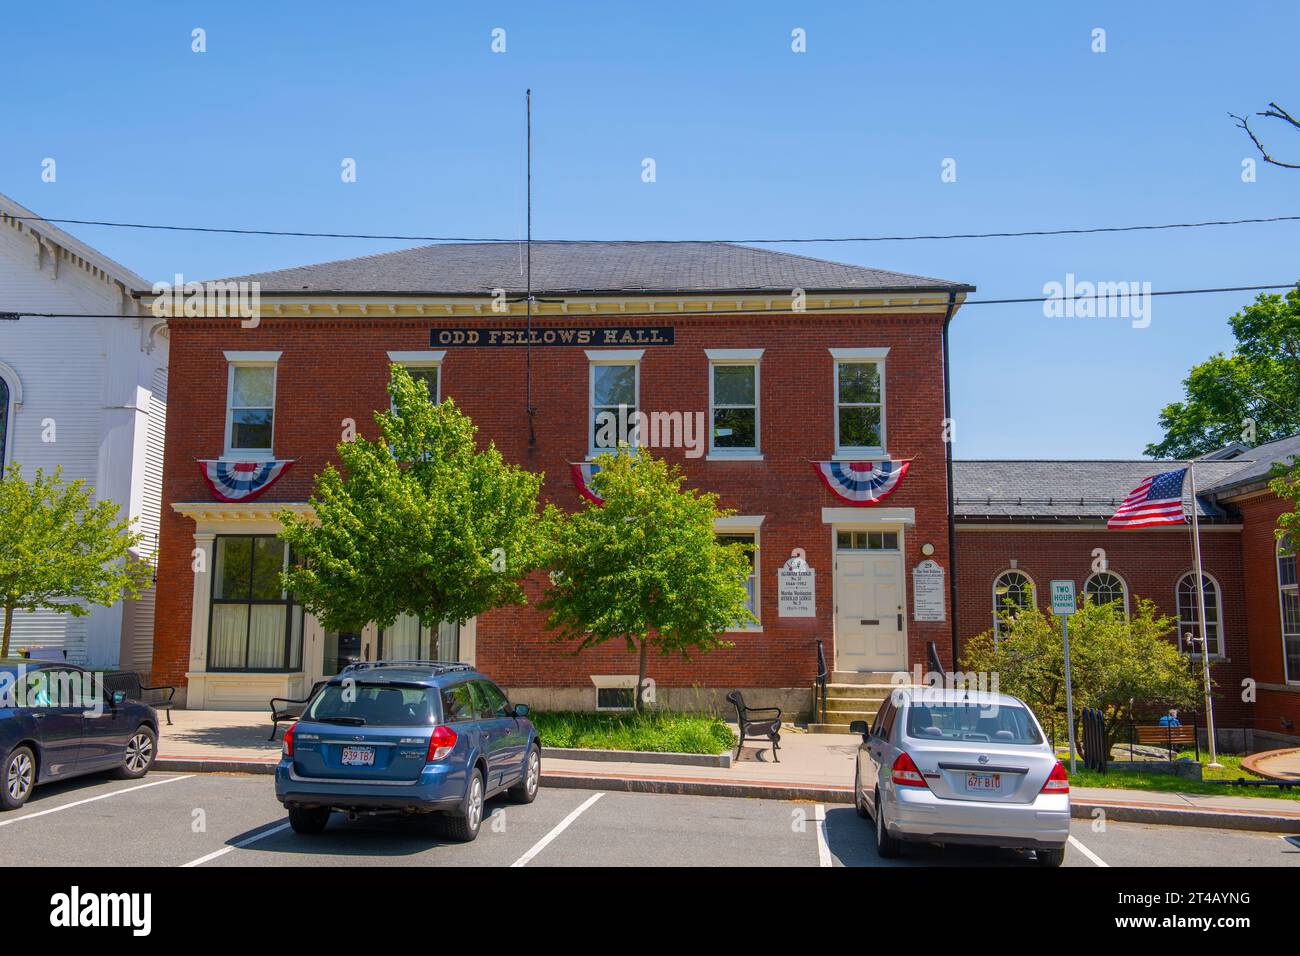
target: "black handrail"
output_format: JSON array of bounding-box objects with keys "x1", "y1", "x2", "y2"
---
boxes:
[
  {"x1": 926, "y1": 640, "x2": 945, "y2": 679},
  {"x1": 814, "y1": 639, "x2": 828, "y2": 725}
]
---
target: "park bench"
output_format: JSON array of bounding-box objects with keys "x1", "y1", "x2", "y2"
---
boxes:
[
  {"x1": 102, "y1": 672, "x2": 177, "y2": 726},
  {"x1": 1134, "y1": 723, "x2": 1197, "y2": 760},
  {"x1": 268, "y1": 680, "x2": 329, "y2": 740},
  {"x1": 727, "y1": 691, "x2": 782, "y2": 762}
]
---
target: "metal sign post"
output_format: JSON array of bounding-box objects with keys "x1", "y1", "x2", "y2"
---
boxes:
[{"x1": 1050, "y1": 580, "x2": 1078, "y2": 772}]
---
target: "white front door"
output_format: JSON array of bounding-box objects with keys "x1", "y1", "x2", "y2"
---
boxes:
[{"x1": 834, "y1": 548, "x2": 906, "y2": 671}]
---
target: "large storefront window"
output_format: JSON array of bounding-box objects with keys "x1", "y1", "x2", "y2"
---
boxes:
[
  {"x1": 380, "y1": 613, "x2": 460, "y2": 662},
  {"x1": 208, "y1": 536, "x2": 302, "y2": 671}
]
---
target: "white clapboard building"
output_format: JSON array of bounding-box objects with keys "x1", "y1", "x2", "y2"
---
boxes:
[{"x1": 0, "y1": 193, "x2": 168, "y2": 670}]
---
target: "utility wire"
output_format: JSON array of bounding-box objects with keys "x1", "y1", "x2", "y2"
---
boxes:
[
  {"x1": 5, "y1": 283, "x2": 1296, "y2": 322},
  {"x1": 6, "y1": 213, "x2": 1300, "y2": 245}
]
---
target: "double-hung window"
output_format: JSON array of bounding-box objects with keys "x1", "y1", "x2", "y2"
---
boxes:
[
  {"x1": 1280, "y1": 534, "x2": 1299, "y2": 683},
  {"x1": 587, "y1": 350, "x2": 642, "y2": 456},
  {"x1": 830, "y1": 348, "x2": 887, "y2": 456},
  {"x1": 716, "y1": 517, "x2": 763, "y2": 630},
  {"x1": 224, "y1": 351, "x2": 280, "y2": 459},
  {"x1": 706, "y1": 349, "x2": 761, "y2": 458},
  {"x1": 1176, "y1": 572, "x2": 1222, "y2": 658},
  {"x1": 208, "y1": 535, "x2": 302, "y2": 671},
  {"x1": 387, "y1": 351, "x2": 444, "y2": 407}
]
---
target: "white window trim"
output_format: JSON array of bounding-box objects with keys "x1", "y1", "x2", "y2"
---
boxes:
[
  {"x1": 993, "y1": 569, "x2": 1035, "y2": 637},
  {"x1": 1176, "y1": 571, "x2": 1225, "y2": 659},
  {"x1": 388, "y1": 351, "x2": 445, "y2": 404},
  {"x1": 1279, "y1": 539, "x2": 1299, "y2": 685},
  {"x1": 587, "y1": 351, "x2": 643, "y2": 459},
  {"x1": 223, "y1": 354, "x2": 280, "y2": 461},
  {"x1": 0, "y1": 360, "x2": 21, "y2": 478},
  {"x1": 707, "y1": 351, "x2": 762, "y2": 459},
  {"x1": 715, "y1": 516, "x2": 763, "y2": 632},
  {"x1": 1084, "y1": 570, "x2": 1130, "y2": 618},
  {"x1": 831, "y1": 352, "x2": 887, "y2": 458}
]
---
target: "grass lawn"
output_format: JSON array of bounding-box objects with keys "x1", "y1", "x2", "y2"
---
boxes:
[
  {"x1": 531, "y1": 710, "x2": 735, "y2": 755},
  {"x1": 1055, "y1": 750, "x2": 1300, "y2": 802}
]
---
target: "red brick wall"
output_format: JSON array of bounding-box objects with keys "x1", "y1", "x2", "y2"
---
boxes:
[
  {"x1": 953, "y1": 525, "x2": 1253, "y2": 726},
  {"x1": 1237, "y1": 493, "x2": 1300, "y2": 735},
  {"x1": 152, "y1": 311, "x2": 955, "y2": 691}
]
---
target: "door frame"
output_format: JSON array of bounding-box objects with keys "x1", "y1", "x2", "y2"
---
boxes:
[{"x1": 830, "y1": 520, "x2": 908, "y2": 672}]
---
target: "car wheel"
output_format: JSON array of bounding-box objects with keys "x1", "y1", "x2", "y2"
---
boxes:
[
  {"x1": 508, "y1": 745, "x2": 540, "y2": 804},
  {"x1": 2, "y1": 745, "x2": 36, "y2": 811},
  {"x1": 112, "y1": 725, "x2": 156, "y2": 779},
  {"x1": 854, "y1": 765, "x2": 869, "y2": 819},
  {"x1": 874, "y1": 794, "x2": 901, "y2": 859},
  {"x1": 441, "y1": 766, "x2": 485, "y2": 842},
  {"x1": 1035, "y1": 846, "x2": 1066, "y2": 867},
  {"x1": 288, "y1": 806, "x2": 331, "y2": 834}
]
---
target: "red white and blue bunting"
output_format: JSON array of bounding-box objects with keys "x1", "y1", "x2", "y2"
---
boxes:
[
  {"x1": 198, "y1": 459, "x2": 295, "y2": 503},
  {"x1": 570, "y1": 461, "x2": 605, "y2": 504},
  {"x1": 812, "y1": 459, "x2": 910, "y2": 506}
]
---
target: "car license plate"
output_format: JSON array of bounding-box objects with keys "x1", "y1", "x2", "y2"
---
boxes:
[
  {"x1": 966, "y1": 772, "x2": 1000, "y2": 791},
  {"x1": 340, "y1": 746, "x2": 375, "y2": 767}
]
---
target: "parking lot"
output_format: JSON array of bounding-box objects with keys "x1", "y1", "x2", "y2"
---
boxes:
[{"x1": 2, "y1": 771, "x2": 1297, "y2": 868}]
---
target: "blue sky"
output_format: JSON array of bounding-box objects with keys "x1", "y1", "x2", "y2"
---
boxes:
[{"x1": 4, "y1": 1, "x2": 1298, "y2": 459}]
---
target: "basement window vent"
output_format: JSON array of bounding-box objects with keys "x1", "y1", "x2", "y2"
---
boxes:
[{"x1": 596, "y1": 687, "x2": 635, "y2": 711}]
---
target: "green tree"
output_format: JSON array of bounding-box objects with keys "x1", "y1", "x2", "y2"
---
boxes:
[
  {"x1": 1271, "y1": 462, "x2": 1300, "y2": 557},
  {"x1": 1145, "y1": 286, "x2": 1300, "y2": 459},
  {"x1": 0, "y1": 465, "x2": 149, "y2": 657},
  {"x1": 280, "y1": 365, "x2": 550, "y2": 637},
  {"x1": 962, "y1": 597, "x2": 1201, "y2": 753},
  {"x1": 539, "y1": 448, "x2": 756, "y2": 712}
]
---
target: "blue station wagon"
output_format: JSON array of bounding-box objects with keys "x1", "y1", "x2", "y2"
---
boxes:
[{"x1": 275, "y1": 661, "x2": 540, "y2": 840}]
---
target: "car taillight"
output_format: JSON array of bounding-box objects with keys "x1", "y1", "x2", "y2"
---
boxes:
[
  {"x1": 282, "y1": 722, "x2": 296, "y2": 758},
  {"x1": 891, "y1": 751, "x2": 929, "y2": 788},
  {"x1": 427, "y1": 725, "x2": 457, "y2": 762},
  {"x1": 1041, "y1": 760, "x2": 1069, "y2": 794}
]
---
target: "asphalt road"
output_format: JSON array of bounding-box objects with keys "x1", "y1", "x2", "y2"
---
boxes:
[{"x1": 2, "y1": 771, "x2": 1297, "y2": 868}]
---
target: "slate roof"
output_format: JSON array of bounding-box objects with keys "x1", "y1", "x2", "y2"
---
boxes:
[
  {"x1": 1199, "y1": 433, "x2": 1300, "y2": 496},
  {"x1": 222, "y1": 241, "x2": 974, "y2": 296},
  {"x1": 952, "y1": 460, "x2": 1251, "y2": 521}
]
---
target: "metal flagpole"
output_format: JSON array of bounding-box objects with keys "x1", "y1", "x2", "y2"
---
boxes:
[
  {"x1": 1187, "y1": 462, "x2": 1222, "y2": 768},
  {"x1": 525, "y1": 89, "x2": 537, "y2": 447}
]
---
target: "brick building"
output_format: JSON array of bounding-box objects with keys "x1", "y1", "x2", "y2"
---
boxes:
[{"x1": 149, "y1": 242, "x2": 972, "y2": 716}]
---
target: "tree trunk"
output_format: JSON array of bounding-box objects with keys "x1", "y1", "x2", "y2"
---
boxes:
[
  {"x1": 635, "y1": 638, "x2": 649, "y2": 713},
  {"x1": 1, "y1": 604, "x2": 11, "y2": 658}
]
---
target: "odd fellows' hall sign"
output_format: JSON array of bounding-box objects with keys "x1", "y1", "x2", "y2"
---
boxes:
[{"x1": 432, "y1": 326, "x2": 675, "y2": 348}]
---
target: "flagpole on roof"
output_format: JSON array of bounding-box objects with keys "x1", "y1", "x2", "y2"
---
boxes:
[{"x1": 1187, "y1": 460, "x2": 1222, "y2": 768}]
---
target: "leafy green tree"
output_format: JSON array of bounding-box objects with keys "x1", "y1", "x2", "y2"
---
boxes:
[
  {"x1": 1145, "y1": 286, "x2": 1300, "y2": 459},
  {"x1": 962, "y1": 597, "x2": 1201, "y2": 753},
  {"x1": 539, "y1": 448, "x2": 756, "y2": 712},
  {"x1": 1271, "y1": 463, "x2": 1300, "y2": 557},
  {"x1": 280, "y1": 365, "x2": 550, "y2": 638},
  {"x1": 0, "y1": 465, "x2": 149, "y2": 657}
]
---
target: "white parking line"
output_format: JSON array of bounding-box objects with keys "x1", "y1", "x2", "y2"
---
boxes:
[
  {"x1": 814, "y1": 804, "x2": 832, "y2": 867},
  {"x1": 181, "y1": 821, "x2": 293, "y2": 867},
  {"x1": 1068, "y1": 834, "x2": 1109, "y2": 867},
  {"x1": 511, "y1": 792, "x2": 604, "y2": 867},
  {"x1": 0, "y1": 774, "x2": 194, "y2": 827}
]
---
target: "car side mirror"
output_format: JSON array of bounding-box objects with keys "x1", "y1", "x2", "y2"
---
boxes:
[
  {"x1": 848, "y1": 720, "x2": 869, "y2": 739},
  {"x1": 512, "y1": 703, "x2": 530, "y2": 719},
  {"x1": 111, "y1": 691, "x2": 127, "y2": 706}
]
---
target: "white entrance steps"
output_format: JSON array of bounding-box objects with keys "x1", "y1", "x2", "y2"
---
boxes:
[{"x1": 807, "y1": 671, "x2": 906, "y2": 734}]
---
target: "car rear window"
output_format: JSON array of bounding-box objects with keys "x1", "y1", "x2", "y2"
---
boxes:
[
  {"x1": 905, "y1": 702, "x2": 1043, "y2": 745},
  {"x1": 307, "y1": 683, "x2": 439, "y2": 726}
]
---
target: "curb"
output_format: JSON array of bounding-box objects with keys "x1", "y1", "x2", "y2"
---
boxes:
[
  {"x1": 1242, "y1": 747, "x2": 1300, "y2": 782},
  {"x1": 541, "y1": 747, "x2": 732, "y2": 768},
  {"x1": 1070, "y1": 798, "x2": 1300, "y2": 834},
  {"x1": 541, "y1": 770, "x2": 848, "y2": 803},
  {"x1": 157, "y1": 757, "x2": 275, "y2": 775}
]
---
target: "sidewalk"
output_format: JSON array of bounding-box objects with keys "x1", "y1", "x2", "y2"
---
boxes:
[{"x1": 156, "y1": 711, "x2": 1300, "y2": 832}]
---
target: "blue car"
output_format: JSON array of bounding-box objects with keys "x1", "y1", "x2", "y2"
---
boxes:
[
  {"x1": 275, "y1": 661, "x2": 541, "y2": 840},
  {"x1": 1, "y1": 658, "x2": 160, "y2": 811}
]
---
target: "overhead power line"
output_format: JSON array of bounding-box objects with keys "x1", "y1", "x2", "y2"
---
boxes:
[
  {"x1": 6, "y1": 283, "x2": 1296, "y2": 322},
  {"x1": 7, "y1": 213, "x2": 1300, "y2": 245}
]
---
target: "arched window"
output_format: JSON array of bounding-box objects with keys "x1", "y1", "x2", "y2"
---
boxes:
[
  {"x1": 993, "y1": 570, "x2": 1034, "y2": 636},
  {"x1": 0, "y1": 373, "x2": 9, "y2": 480},
  {"x1": 1176, "y1": 572, "x2": 1221, "y2": 657},
  {"x1": 1084, "y1": 571, "x2": 1128, "y2": 616}
]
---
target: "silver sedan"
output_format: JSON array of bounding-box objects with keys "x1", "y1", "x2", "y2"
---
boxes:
[{"x1": 850, "y1": 687, "x2": 1070, "y2": 866}]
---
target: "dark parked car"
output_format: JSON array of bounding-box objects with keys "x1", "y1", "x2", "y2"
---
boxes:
[
  {"x1": 1, "y1": 658, "x2": 159, "y2": 810},
  {"x1": 275, "y1": 661, "x2": 540, "y2": 840}
]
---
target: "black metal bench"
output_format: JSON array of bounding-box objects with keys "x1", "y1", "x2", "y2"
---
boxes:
[
  {"x1": 102, "y1": 671, "x2": 176, "y2": 726},
  {"x1": 269, "y1": 680, "x2": 329, "y2": 740},
  {"x1": 727, "y1": 691, "x2": 781, "y2": 762}
]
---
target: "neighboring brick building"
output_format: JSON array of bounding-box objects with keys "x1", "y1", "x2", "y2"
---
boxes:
[{"x1": 149, "y1": 242, "x2": 973, "y2": 715}]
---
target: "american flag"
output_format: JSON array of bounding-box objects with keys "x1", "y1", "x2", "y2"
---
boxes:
[{"x1": 1108, "y1": 468, "x2": 1188, "y2": 529}]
